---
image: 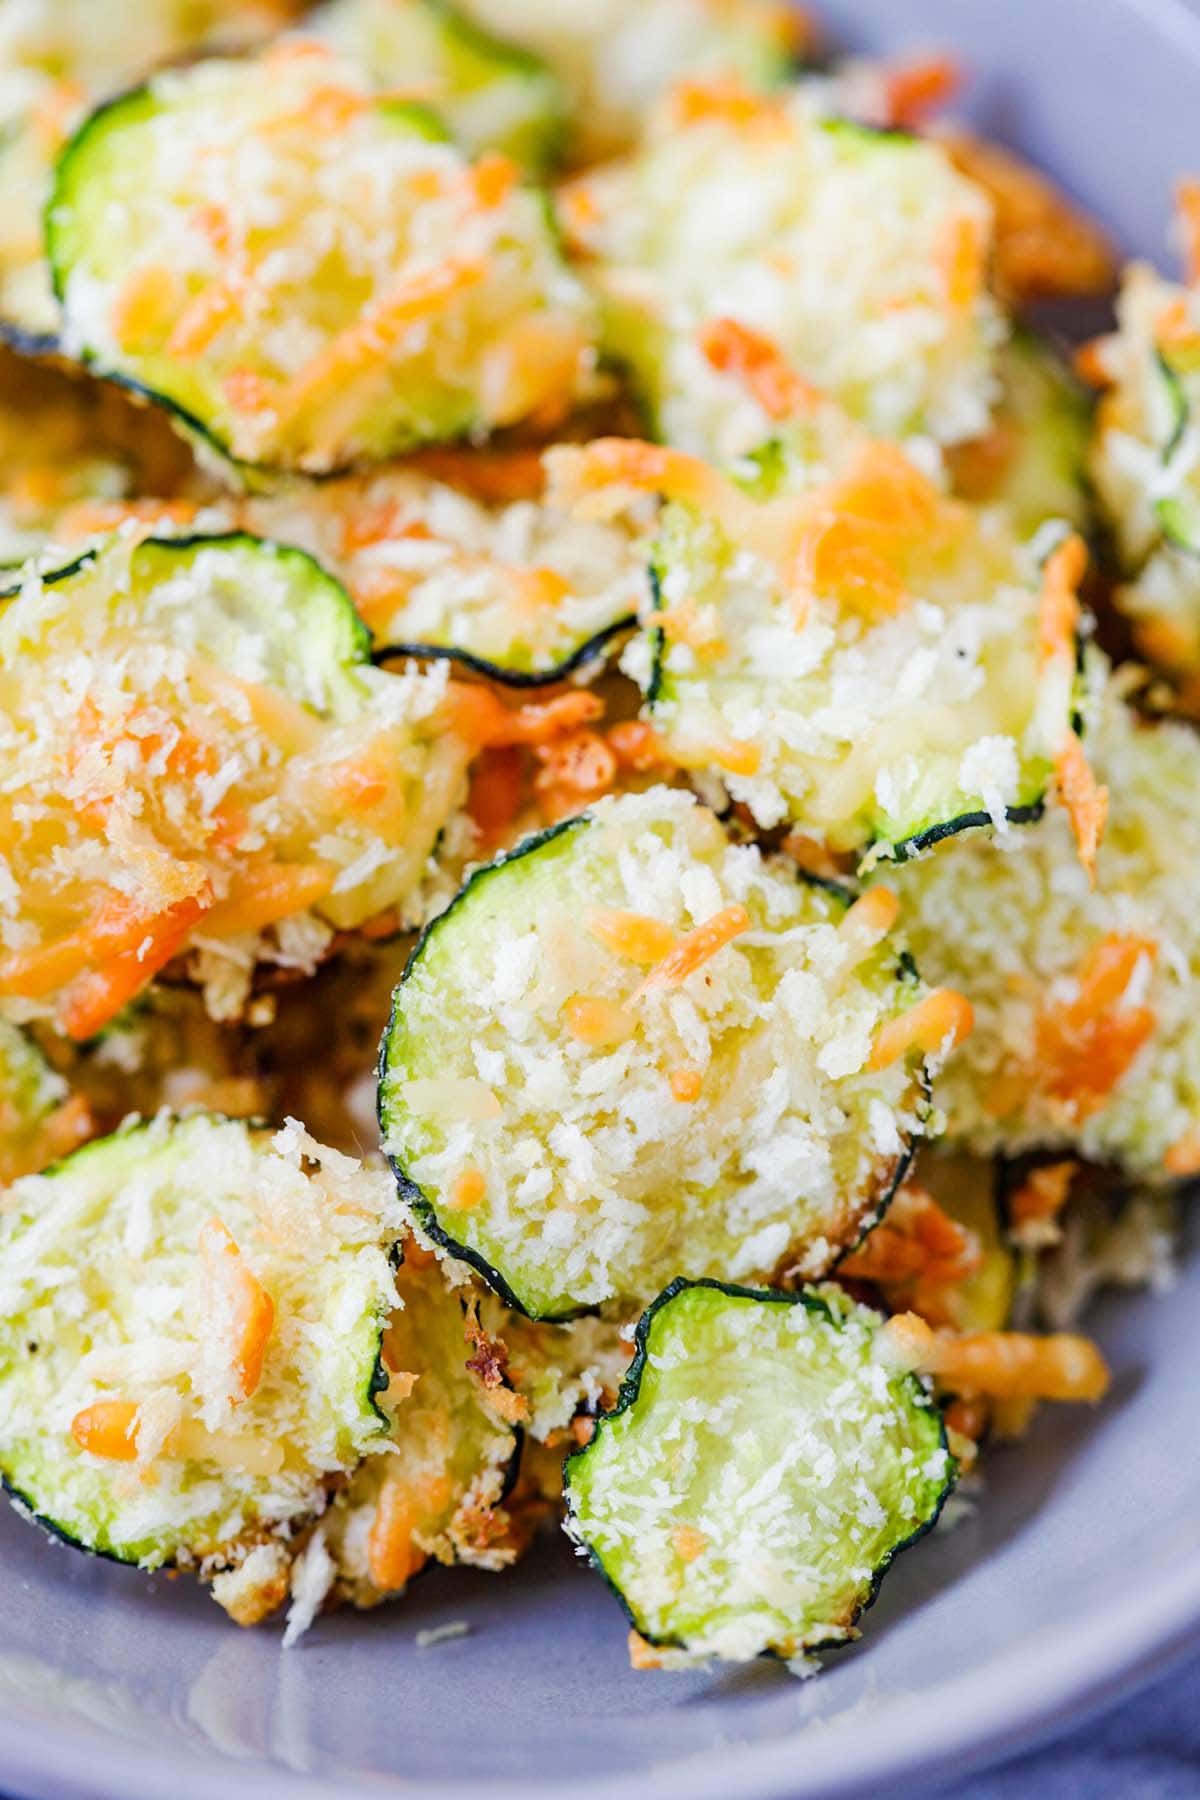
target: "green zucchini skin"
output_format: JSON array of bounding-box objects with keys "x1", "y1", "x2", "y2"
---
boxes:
[
  {"x1": 563, "y1": 1277, "x2": 955, "y2": 1663},
  {"x1": 0, "y1": 530, "x2": 373, "y2": 679},
  {"x1": 370, "y1": 611, "x2": 635, "y2": 688},
  {"x1": 379, "y1": 794, "x2": 934, "y2": 1321},
  {"x1": 378, "y1": 817, "x2": 581, "y2": 1319},
  {"x1": 885, "y1": 801, "x2": 1047, "y2": 865}
]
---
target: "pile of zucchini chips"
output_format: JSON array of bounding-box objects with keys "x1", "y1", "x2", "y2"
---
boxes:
[{"x1": 0, "y1": 0, "x2": 1189, "y2": 1671}]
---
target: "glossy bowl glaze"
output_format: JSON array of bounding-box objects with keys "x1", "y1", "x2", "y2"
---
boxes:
[{"x1": 3, "y1": 3, "x2": 1200, "y2": 1795}]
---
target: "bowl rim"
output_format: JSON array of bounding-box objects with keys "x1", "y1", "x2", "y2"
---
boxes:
[{"x1": 0, "y1": 1544, "x2": 1198, "y2": 1800}]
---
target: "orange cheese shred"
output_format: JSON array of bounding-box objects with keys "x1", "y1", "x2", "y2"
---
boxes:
[
  {"x1": 199, "y1": 1217, "x2": 276, "y2": 1402},
  {"x1": 638, "y1": 905, "x2": 751, "y2": 994}
]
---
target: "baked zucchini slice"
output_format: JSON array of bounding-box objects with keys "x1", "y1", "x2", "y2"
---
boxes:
[
  {"x1": 563, "y1": 1278, "x2": 954, "y2": 1664},
  {"x1": 47, "y1": 51, "x2": 594, "y2": 475},
  {"x1": 0, "y1": 531, "x2": 471, "y2": 1035},
  {"x1": 380, "y1": 785, "x2": 956, "y2": 1321},
  {"x1": 242, "y1": 462, "x2": 646, "y2": 685},
  {"x1": 319, "y1": 1245, "x2": 524, "y2": 1610},
  {"x1": 454, "y1": 0, "x2": 803, "y2": 164},
  {"x1": 561, "y1": 89, "x2": 1000, "y2": 460},
  {"x1": 1088, "y1": 263, "x2": 1200, "y2": 688},
  {"x1": 570, "y1": 422, "x2": 1084, "y2": 863},
  {"x1": 0, "y1": 1114, "x2": 404, "y2": 1581},
  {"x1": 308, "y1": 0, "x2": 565, "y2": 175},
  {"x1": 892, "y1": 670, "x2": 1200, "y2": 1180},
  {"x1": 949, "y1": 333, "x2": 1093, "y2": 539}
]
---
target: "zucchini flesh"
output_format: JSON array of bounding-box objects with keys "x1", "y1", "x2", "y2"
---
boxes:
[
  {"x1": 379, "y1": 786, "x2": 935, "y2": 1321},
  {"x1": 309, "y1": 0, "x2": 566, "y2": 175},
  {"x1": 566, "y1": 93, "x2": 1000, "y2": 459},
  {"x1": 0, "y1": 1113, "x2": 404, "y2": 1572},
  {"x1": 47, "y1": 55, "x2": 594, "y2": 474},
  {"x1": 0, "y1": 3, "x2": 291, "y2": 342},
  {"x1": 455, "y1": 0, "x2": 800, "y2": 164},
  {"x1": 243, "y1": 466, "x2": 645, "y2": 685},
  {"x1": 323, "y1": 1246, "x2": 523, "y2": 1607},
  {"x1": 949, "y1": 333, "x2": 1093, "y2": 539},
  {"x1": 912, "y1": 1151, "x2": 1015, "y2": 1334},
  {"x1": 0, "y1": 532, "x2": 469, "y2": 1032},
  {"x1": 642, "y1": 418, "x2": 1076, "y2": 862},
  {"x1": 564, "y1": 1278, "x2": 954, "y2": 1663},
  {"x1": 891, "y1": 673, "x2": 1200, "y2": 1178}
]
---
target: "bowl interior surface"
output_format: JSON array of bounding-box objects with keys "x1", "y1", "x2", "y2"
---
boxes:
[{"x1": 3, "y1": 3, "x2": 1200, "y2": 1797}]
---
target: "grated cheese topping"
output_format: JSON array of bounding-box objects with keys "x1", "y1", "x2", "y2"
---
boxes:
[
  {"x1": 0, "y1": 533, "x2": 470, "y2": 1032},
  {"x1": 562, "y1": 88, "x2": 1002, "y2": 460},
  {"x1": 382, "y1": 785, "x2": 937, "y2": 1318},
  {"x1": 565, "y1": 1281, "x2": 951, "y2": 1663},
  {"x1": 893, "y1": 666, "x2": 1200, "y2": 1176},
  {"x1": 1088, "y1": 262, "x2": 1200, "y2": 685},
  {"x1": 243, "y1": 462, "x2": 651, "y2": 676},
  {"x1": 51, "y1": 48, "x2": 595, "y2": 472},
  {"x1": 635, "y1": 416, "x2": 1073, "y2": 856},
  {"x1": 0, "y1": 1, "x2": 294, "y2": 336},
  {"x1": 0, "y1": 1113, "x2": 405, "y2": 1570}
]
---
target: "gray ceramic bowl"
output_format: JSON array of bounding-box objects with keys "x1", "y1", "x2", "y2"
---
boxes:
[{"x1": 4, "y1": 3, "x2": 1200, "y2": 1796}]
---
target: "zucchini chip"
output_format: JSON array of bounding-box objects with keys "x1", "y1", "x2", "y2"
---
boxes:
[
  {"x1": 317, "y1": 1246, "x2": 523, "y2": 1612},
  {"x1": 454, "y1": 0, "x2": 803, "y2": 165},
  {"x1": 842, "y1": 1150, "x2": 1016, "y2": 1337},
  {"x1": 564, "y1": 1278, "x2": 954, "y2": 1664},
  {"x1": 380, "y1": 786, "x2": 953, "y2": 1320},
  {"x1": 560, "y1": 422, "x2": 1084, "y2": 864},
  {"x1": 0, "y1": 2, "x2": 296, "y2": 343},
  {"x1": 47, "y1": 50, "x2": 595, "y2": 474},
  {"x1": 242, "y1": 461, "x2": 647, "y2": 685},
  {"x1": 0, "y1": 1018, "x2": 91, "y2": 1182},
  {"x1": 308, "y1": 0, "x2": 566, "y2": 175},
  {"x1": 560, "y1": 90, "x2": 1000, "y2": 460},
  {"x1": 0, "y1": 1114, "x2": 404, "y2": 1582},
  {"x1": 1089, "y1": 262, "x2": 1200, "y2": 696},
  {"x1": 948, "y1": 333, "x2": 1093, "y2": 539},
  {"x1": 0, "y1": 532, "x2": 472, "y2": 1035},
  {"x1": 892, "y1": 675, "x2": 1200, "y2": 1180}
]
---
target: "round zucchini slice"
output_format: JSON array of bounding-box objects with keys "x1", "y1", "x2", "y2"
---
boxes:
[
  {"x1": 595, "y1": 418, "x2": 1082, "y2": 864},
  {"x1": 891, "y1": 674, "x2": 1200, "y2": 1180},
  {"x1": 1089, "y1": 263, "x2": 1200, "y2": 690},
  {"x1": 47, "y1": 51, "x2": 595, "y2": 475},
  {"x1": 242, "y1": 463, "x2": 646, "y2": 685},
  {"x1": 308, "y1": 0, "x2": 566, "y2": 175},
  {"x1": 380, "y1": 785, "x2": 948, "y2": 1321},
  {"x1": 321, "y1": 1246, "x2": 523, "y2": 1609},
  {"x1": 0, "y1": 1113, "x2": 405, "y2": 1576},
  {"x1": 0, "y1": 531, "x2": 471, "y2": 1035},
  {"x1": 455, "y1": 0, "x2": 803, "y2": 164},
  {"x1": 563, "y1": 1278, "x2": 954, "y2": 1664},
  {"x1": 561, "y1": 88, "x2": 1000, "y2": 461}
]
